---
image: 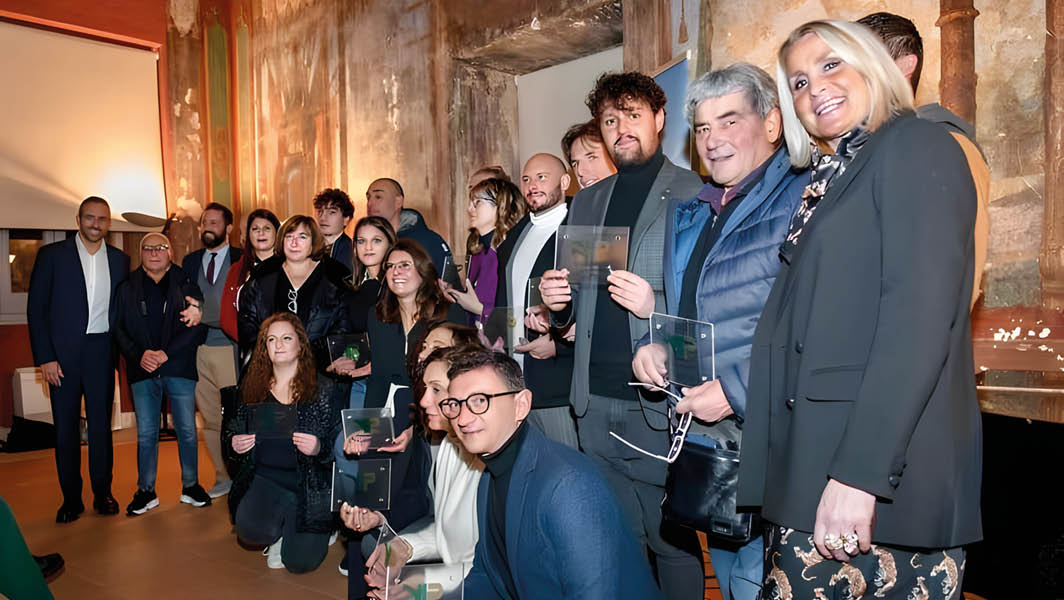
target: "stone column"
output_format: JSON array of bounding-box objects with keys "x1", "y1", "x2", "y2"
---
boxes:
[
  {"x1": 1042, "y1": 0, "x2": 1064, "y2": 308},
  {"x1": 937, "y1": 0, "x2": 979, "y2": 125}
]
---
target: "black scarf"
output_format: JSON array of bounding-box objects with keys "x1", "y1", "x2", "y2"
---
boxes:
[{"x1": 780, "y1": 126, "x2": 872, "y2": 262}]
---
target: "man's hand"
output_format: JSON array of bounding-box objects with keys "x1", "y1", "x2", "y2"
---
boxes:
[
  {"x1": 524, "y1": 304, "x2": 551, "y2": 333},
  {"x1": 813, "y1": 479, "x2": 876, "y2": 562},
  {"x1": 606, "y1": 270, "x2": 654, "y2": 319},
  {"x1": 292, "y1": 432, "x2": 321, "y2": 456},
  {"x1": 676, "y1": 379, "x2": 733, "y2": 423},
  {"x1": 632, "y1": 344, "x2": 668, "y2": 388},
  {"x1": 139, "y1": 350, "x2": 166, "y2": 373},
  {"x1": 180, "y1": 297, "x2": 202, "y2": 326},
  {"x1": 539, "y1": 269, "x2": 572, "y2": 312},
  {"x1": 40, "y1": 361, "x2": 64, "y2": 387},
  {"x1": 514, "y1": 334, "x2": 557, "y2": 359},
  {"x1": 231, "y1": 433, "x2": 256, "y2": 454}
]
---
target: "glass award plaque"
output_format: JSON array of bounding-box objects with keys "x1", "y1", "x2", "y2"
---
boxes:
[
  {"x1": 441, "y1": 256, "x2": 466, "y2": 293},
  {"x1": 342, "y1": 408, "x2": 396, "y2": 450},
  {"x1": 331, "y1": 459, "x2": 391, "y2": 511},
  {"x1": 386, "y1": 563, "x2": 466, "y2": 600},
  {"x1": 328, "y1": 333, "x2": 371, "y2": 367},
  {"x1": 554, "y1": 225, "x2": 629, "y2": 285},
  {"x1": 526, "y1": 276, "x2": 543, "y2": 307},
  {"x1": 247, "y1": 403, "x2": 297, "y2": 439},
  {"x1": 480, "y1": 306, "x2": 516, "y2": 353},
  {"x1": 649, "y1": 312, "x2": 715, "y2": 388}
]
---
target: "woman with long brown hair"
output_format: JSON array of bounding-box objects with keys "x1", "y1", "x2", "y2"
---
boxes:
[
  {"x1": 224, "y1": 312, "x2": 342, "y2": 574},
  {"x1": 443, "y1": 177, "x2": 526, "y2": 325}
]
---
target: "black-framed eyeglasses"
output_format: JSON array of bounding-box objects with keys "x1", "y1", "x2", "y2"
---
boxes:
[{"x1": 438, "y1": 390, "x2": 519, "y2": 420}]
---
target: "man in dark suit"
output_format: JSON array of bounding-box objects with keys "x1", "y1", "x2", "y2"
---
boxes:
[
  {"x1": 27, "y1": 196, "x2": 130, "y2": 522},
  {"x1": 181, "y1": 202, "x2": 242, "y2": 498},
  {"x1": 313, "y1": 187, "x2": 354, "y2": 272},
  {"x1": 444, "y1": 348, "x2": 661, "y2": 600},
  {"x1": 112, "y1": 232, "x2": 211, "y2": 516},
  {"x1": 541, "y1": 72, "x2": 706, "y2": 597}
]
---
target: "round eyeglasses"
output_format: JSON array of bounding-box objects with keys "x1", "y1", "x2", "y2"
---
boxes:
[{"x1": 438, "y1": 390, "x2": 519, "y2": 420}]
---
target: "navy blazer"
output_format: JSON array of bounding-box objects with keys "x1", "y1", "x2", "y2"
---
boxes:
[
  {"x1": 27, "y1": 236, "x2": 130, "y2": 367},
  {"x1": 110, "y1": 266, "x2": 207, "y2": 383},
  {"x1": 464, "y1": 426, "x2": 662, "y2": 600}
]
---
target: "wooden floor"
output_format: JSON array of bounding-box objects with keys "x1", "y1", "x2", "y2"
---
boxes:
[{"x1": 0, "y1": 431, "x2": 723, "y2": 599}]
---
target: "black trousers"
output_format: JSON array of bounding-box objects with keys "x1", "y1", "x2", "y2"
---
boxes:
[
  {"x1": 235, "y1": 474, "x2": 330, "y2": 574},
  {"x1": 49, "y1": 334, "x2": 114, "y2": 503}
]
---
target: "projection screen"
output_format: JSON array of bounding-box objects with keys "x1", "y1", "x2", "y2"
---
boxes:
[{"x1": 0, "y1": 20, "x2": 166, "y2": 231}]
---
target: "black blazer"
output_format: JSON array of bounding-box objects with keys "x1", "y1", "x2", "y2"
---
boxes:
[
  {"x1": 27, "y1": 236, "x2": 130, "y2": 367},
  {"x1": 110, "y1": 266, "x2": 206, "y2": 383},
  {"x1": 737, "y1": 114, "x2": 982, "y2": 549},
  {"x1": 180, "y1": 246, "x2": 244, "y2": 285}
]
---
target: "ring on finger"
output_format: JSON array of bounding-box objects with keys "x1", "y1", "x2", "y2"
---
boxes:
[{"x1": 824, "y1": 533, "x2": 844, "y2": 551}]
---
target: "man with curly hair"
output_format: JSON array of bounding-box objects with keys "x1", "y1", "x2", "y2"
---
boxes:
[{"x1": 541, "y1": 72, "x2": 706, "y2": 598}]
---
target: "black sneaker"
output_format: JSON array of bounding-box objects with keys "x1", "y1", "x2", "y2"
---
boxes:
[
  {"x1": 125, "y1": 489, "x2": 158, "y2": 516},
  {"x1": 180, "y1": 484, "x2": 212, "y2": 507}
]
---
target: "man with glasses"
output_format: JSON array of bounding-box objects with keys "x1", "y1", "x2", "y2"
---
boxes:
[
  {"x1": 181, "y1": 202, "x2": 243, "y2": 498},
  {"x1": 28, "y1": 196, "x2": 130, "y2": 523},
  {"x1": 442, "y1": 348, "x2": 661, "y2": 599},
  {"x1": 112, "y1": 233, "x2": 212, "y2": 515}
]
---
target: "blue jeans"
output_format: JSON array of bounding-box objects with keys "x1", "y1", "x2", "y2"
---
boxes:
[
  {"x1": 708, "y1": 537, "x2": 763, "y2": 600},
  {"x1": 131, "y1": 376, "x2": 198, "y2": 489}
]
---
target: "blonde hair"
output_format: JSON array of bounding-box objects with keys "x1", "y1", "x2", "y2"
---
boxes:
[{"x1": 776, "y1": 19, "x2": 915, "y2": 167}]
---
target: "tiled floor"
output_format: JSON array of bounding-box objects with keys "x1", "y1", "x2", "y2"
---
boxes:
[{"x1": 1, "y1": 431, "x2": 722, "y2": 599}]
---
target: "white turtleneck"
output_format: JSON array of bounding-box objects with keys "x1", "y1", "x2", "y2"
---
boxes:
[{"x1": 508, "y1": 201, "x2": 568, "y2": 366}]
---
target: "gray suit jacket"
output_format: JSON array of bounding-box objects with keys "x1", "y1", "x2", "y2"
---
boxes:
[{"x1": 556, "y1": 158, "x2": 703, "y2": 427}]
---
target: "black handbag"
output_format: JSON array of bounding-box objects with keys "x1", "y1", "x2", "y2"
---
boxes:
[{"x1": 661, "y1": 440, "x2": 760, "y2": 545}]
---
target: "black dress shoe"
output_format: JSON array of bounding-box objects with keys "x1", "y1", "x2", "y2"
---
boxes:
[
  {"x1": 33, "y1": 553, "x2": 65, "y2": 582},
  {"x1": 55, "y1": 503, "x2": 84, "y2": 523},
  {"x1": 93, "y1": 494, "x2": 119, "y2": 515}
]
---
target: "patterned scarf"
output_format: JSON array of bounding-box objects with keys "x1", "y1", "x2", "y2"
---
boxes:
[{"x1": 779, "y1": 126, "x2": 872, "y2": 262}]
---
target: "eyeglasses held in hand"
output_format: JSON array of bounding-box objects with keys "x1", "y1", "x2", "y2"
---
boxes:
[
  {"x1": 438, "y1": 390, "x2": 519, "y2": 419},
  {"x1": 609, "y1": 382, "x2": 692, "y2": 464}
]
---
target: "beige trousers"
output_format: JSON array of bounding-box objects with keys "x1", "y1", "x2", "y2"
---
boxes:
[{"x1": 195, "y1": 345, "x2": 237, "y2": 484}]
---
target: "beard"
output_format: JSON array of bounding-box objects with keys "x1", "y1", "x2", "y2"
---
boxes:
[
  {"x1": 200, "y1": 229, "x2": 224, "y2": 249},
  {"x1": 530, "y1": 187, "x2": 564, "y2": 214}
]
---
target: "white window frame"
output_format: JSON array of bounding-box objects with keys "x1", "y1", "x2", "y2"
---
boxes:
[{"x1": 0, "y1": 229, "x2": 70, "y2": 323}]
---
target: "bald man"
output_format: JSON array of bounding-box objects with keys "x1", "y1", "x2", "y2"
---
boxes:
[
  {"x1": 365, "y1": 177, "x2": 452, "y2": 273},
  {"x1": 111, "y1": 233, "x2": 212, "y2": 516},
  {"x1": 486, "y1": 153, "x2": 580, "y2": 448}
]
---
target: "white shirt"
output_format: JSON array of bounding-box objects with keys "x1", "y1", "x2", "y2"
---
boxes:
[
  {"x1": 508, "y1": 202, "x2": 568, "y2": 367},
  {"x1": 200, "y1": 243, "x2": 230, "y2": 284},
  {"x1": 75, "y1": 233, "x2": 111, "y2": 334},
  {"x1": 401, "y1": 436, "x2": 482, "y2": 567}
]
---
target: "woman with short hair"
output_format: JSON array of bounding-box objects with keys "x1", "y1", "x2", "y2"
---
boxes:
[{"x1": 738, "y1": 20, "x2": 981, "y2": 597}]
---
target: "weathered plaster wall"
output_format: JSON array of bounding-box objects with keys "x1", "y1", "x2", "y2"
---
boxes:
[{"x1": 709, "y1": 0, "x2": 1043, "y2": 307}]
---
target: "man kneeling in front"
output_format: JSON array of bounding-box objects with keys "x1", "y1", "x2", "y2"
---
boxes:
[{"x1": 443, "y1": 348, "x2": 662, "y2": 599}]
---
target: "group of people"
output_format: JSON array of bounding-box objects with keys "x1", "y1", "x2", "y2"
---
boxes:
[{"x1": 11, "y1": 11, "x2": 988, "y2": 600}]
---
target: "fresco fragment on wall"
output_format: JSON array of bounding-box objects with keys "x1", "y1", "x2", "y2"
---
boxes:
[
  {"x1": 206, "y1": 19, "x2": 233, "y2": 208},
  {"x1": 251, "y1": 0, "x2": 342, "y2": 220},
  {"x1": 166, "y1": 0, "x2": 207, "y2": 263}
]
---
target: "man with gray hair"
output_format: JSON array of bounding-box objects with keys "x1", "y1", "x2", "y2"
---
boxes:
[{"x1": 631, "y1": 62, "x2": 806, "y2": 600}]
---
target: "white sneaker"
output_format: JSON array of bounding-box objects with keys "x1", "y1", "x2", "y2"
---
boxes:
[
  {"x1": 328, "y1": 531, "x2": 338, "y2": 546},
  {"x1": 263, "y1": 538, "x2": 283, "y2": 569},
  {"x1": 207, "y1": 480, "x2": 232, "y2": 499},
  {"x1": 338, "y1": 561, "x2": 348, "y2": 577}
]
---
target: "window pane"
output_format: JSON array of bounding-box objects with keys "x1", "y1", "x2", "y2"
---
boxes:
[{"x1": 9, "y1": 229, "x2": 43, "y2": 293}]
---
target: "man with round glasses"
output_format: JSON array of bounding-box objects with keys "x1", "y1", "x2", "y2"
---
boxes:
[
  {"x1": 112, "y1": 232, "x2": 211, "y2": 515},
  {"x1": 442, "y1": 348, "x2": 661, "y2": 599}
]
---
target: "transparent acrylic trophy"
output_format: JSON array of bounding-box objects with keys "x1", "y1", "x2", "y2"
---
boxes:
[
  {"x1": 342, "y1": 408, "x2": 396, "y2": 450},
  {"x1": 480, "y1": 306, "x2": 516, "y2": 353},
  {"x1": 441, "y1": 256, "x2": 466, "y2": 293},
  {"x1": 385, "y1": 563, "x2": 466, "y2": 600},
  {"x1": 649, "y1": 312, "x2": 716, "y2": 387},
  {"x1": 526, "y1": 276, "x2": 543, "y2": 308},
  {"x1": 554, "y1": 226, "x2": 629, "y2": 285},
  {"x1": 331, "y1": 459, "x2": 391, "y2": 511}
]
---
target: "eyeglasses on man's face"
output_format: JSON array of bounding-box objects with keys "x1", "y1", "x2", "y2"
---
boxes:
[
  {"x1": 141, "y1": 244, "x2": 170, "y2": 254},
  {"x1": 438, "y1": 390, "x2": 519, "y2": 420}
]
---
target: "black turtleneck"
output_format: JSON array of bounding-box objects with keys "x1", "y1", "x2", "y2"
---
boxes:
[
  {"x1": 480, "y1": 420, "x2": 529, "y2": 599},
  {"x1": 589, "y1": 146, "x2": 666, "y2": 400}
]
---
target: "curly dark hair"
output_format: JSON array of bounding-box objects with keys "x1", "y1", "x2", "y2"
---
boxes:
[
  {"x1": 585, "y1": 71, "x2": 668, "y2": 123},
  {"x1": 241, "y1": 312, "x2": 318, "y2": 406}
]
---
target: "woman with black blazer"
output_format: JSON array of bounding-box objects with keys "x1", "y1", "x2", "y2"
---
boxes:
[
  {"x1": 737, "y1": 20, "x2": 981, "y2": 597},
  {"x1": 237, "y1": 215, "x2": 352, "y2": 373}
]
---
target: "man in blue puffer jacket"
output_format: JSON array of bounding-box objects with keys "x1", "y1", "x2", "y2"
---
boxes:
[{"x1": 632, "y1": 63, "x2": 806, "y2": 600}]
